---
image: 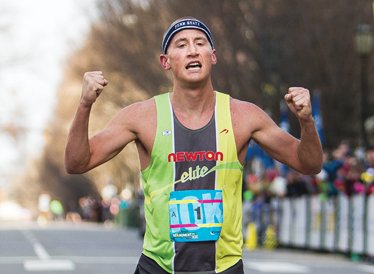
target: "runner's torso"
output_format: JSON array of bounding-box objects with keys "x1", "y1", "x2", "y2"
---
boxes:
[{"x1": 141, "y1": 91, "x2": 243, "y2": 273}]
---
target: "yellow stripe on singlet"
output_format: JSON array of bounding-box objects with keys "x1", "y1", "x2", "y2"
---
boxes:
[
  {"x1": 197, "y1": 223, "x2": 223, "y2": 228},
  {"x1": 169, "y1": 199, "x2": 197, "y2": 205}
]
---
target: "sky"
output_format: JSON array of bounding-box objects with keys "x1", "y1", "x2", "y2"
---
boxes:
[{"x1": 0, "y1": 0, "x2": 96, "y2": 188}]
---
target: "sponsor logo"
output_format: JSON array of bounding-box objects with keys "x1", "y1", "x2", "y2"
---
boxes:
[
  {"x1": 162, "y1": 130, "x2": 172, "y2": 136},
  {"x1": 168, "y1": 151, "x2": 223, "y2": 162},
  {"x1": 219, "y1": 128, "x2": 229, "y2": 134},
  {"x1": 148, "y1": 162, "x2": 242, "y2": 200}
]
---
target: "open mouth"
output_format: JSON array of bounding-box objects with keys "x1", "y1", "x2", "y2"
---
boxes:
[{"x1": 185, "y1": 61, "x2": 202, "y2": 70}]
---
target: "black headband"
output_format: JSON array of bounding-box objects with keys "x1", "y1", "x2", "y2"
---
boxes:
[{"x1": 162, "y1": 18, "x2": 214, "y2": 54}]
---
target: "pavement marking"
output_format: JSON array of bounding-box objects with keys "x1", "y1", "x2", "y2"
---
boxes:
[
  {"x1": 0, "y1": 256, "x2": 139, "y2": 265},
  {"x1": 24, "y1": 260, "x2": 75, "y2": 272},
  {"x1": 20, "y1": 229, "x2": 76, "y2": 272},
  {"x1": 33, "y1": 243, "x2": 50, "y2": 260},
  {"x1": 246, "y1": 262, "x2": 309, "y2": 273},
  {"x1": 63, "y1": 256, "x2": 139, "y2": 264}
]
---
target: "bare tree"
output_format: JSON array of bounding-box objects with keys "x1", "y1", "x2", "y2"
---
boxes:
[{"x1": 26, "y1": 0, "x2": 373, "y2": 210}]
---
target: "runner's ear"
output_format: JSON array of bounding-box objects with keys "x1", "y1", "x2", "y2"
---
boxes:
[
  {"x1": 211, "y1": 49, "x2": 217, "y2": 65},
  {"x1": 160, "y1": 54, "x2": 171, "y2": 70}
]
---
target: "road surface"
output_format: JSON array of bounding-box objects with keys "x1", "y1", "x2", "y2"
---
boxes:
[{"x1": 0, "y1": 221, "x2": 373, "y2": 274}]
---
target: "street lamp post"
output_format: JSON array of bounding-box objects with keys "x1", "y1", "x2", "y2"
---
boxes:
[{"x1": 355, "y1": 24, "x2": 373, "y2": 148}]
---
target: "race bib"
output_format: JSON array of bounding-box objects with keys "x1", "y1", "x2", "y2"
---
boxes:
[{"x1": 169, "y1": 189, "x2": 223, "y2": 242}]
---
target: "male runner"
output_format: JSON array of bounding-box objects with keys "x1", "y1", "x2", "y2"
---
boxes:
[{"x1": 65, "y1": 17, "x2": 323, "y2": 274}]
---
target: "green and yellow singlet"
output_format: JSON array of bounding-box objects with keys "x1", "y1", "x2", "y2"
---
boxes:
[{"x1": 141, "y1": 91, "x2": 243, "y2": 273}]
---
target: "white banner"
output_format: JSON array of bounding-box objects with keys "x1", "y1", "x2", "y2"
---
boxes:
[
  {"x1": 367, "y1": 196, "x2": 374, "y2": 256},
  {"x1": 308, "y1": 196, "x2": 321, "y2": 249},
  {"x1": 322, "y1": 199, "x2": 336, "y2": 251},
  {"x1": 293, "y1": 197, "x2": 307, "y2": 247},
  {"x1": 337, "y1": 194, "x2": 349, "y2": 252},
  {"x1": 352, "y1": 195, "x2": 365, "y2": 253},
  {"x1": 278, "y1": 199, "x2": 291, "y2": 245}
]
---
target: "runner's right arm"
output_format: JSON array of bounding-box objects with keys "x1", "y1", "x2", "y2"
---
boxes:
[{"x1": 64, "y1": 71, "x2": 136, "y2": 174}]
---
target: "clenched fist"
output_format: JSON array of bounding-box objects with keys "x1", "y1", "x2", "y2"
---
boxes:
[
  {"x1": 81, "y1": 71, "x2": 108, "y2": 107},
  {"x1": 284, "y1": 87, "x2": 312, "y2": 122}
]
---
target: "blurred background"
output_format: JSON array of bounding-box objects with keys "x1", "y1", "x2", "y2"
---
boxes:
[{"x1": 1, "y1": 0, "x2": 374, "y2": 266}]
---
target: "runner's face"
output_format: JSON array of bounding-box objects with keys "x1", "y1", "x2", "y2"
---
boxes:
[{"x1": 163, "y1": 29, "x2": 216, "y2": 85}]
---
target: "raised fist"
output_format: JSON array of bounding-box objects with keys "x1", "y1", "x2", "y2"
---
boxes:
[
  {"x1": 284, "y1": 87, "x2": 312, "y2": 121},
  {"x1": 81, "y1": 71, "x2": 108, "y2": 107}
]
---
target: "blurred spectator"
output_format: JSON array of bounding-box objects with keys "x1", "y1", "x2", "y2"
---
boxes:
[
  {"x1": 37, "y1": 193, "x2": 51, "y2": 224},
  {"x1": 242, "y1": 142, "x2": 374, "y2": 248},
  {"x1": 362, "y1": 148, "x2": 374, "y2": 194},
  {"x1": 366, "y1": 148, "x2": 374, "y2": 168},
  {"x1": 286, "y1": 170, "x2": 311, "y2": 197},
  {"x1": 242, "y1": 189, "x2": 253, "y2": 240},
  {"x1": 323, "y1": 149, "x2": 343, "y2": 186},
  {"x1": 79, "y1": 196, "x2": 102, "y2": 222},
  {"x1": 50, "y1": 199, "x2": 64, "y2": 220},
  {"x1": 270, "y1": 176, "x2": 287, "y2": 197}
]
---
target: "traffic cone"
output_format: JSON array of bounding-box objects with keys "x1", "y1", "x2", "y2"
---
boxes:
[
  {"x1": 263, "y1": 224, "x2": 277, "y2": 249},
  {"x1": 244, "y1": 222, "x2": 257, "y2": 250}
]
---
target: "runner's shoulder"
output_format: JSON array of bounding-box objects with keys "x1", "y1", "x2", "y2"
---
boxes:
[
  {"x1": 120, "y1": 97, "x2": 156, "y2": 119},
  {"x1": 230, "y1": 97, "x2": 264, "y2": 117}
]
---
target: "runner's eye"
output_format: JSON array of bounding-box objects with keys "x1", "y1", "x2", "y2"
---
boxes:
[{"x1": 196, "y1": 39, "x2": 207, "y2": 46}]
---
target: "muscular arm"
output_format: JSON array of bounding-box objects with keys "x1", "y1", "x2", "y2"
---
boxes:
[
  {"x1": 297, "y1": 118, "x2": 323, "y2": 174},
  {"x1": 284, "y1": 87, "x2": 323, "y2": 174},
  {"x1": 252, "y1": 114, "x2": 322, "y2": 175},
  {"x1": 64, "y1": 103, "x2": 93, "y2": 174},
  {"x1": 234, "y1": 87, "x2": 323, "y2": 175},
  {"x1": 65, "y1": 105, "x2": 138, "y2": 174},
  {"x1": 64, "y1": 71, "x2": 138, "y2": 174}
]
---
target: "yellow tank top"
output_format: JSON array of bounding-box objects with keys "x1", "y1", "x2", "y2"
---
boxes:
[{"x1": 141, "y1": 91, "x2": 243, "y2": 273}]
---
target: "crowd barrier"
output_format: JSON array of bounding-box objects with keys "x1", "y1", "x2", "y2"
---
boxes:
[{"x1": 271, "y1": 194, "x2": 374, "y2": 258}]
